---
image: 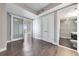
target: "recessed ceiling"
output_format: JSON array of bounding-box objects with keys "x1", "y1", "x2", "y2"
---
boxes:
[
  {"x1": 24, "y1": 3, "x2": 49, "y2": 11},
  {"x1": 6, "y1": 3, "x2": 62, "y2": 19},
  {"x1": 13, "y1": 3, "x2": 61, "y2": 15}
]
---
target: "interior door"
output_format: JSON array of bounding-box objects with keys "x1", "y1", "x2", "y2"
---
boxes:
[
  {"x1": 42, "y1": 15, "x2": 49, "y2": 42},
  {"x1": 41, "y1": 13, "x2": 54, "y2": 44},
  {"x1": 48, "y1": 13, "x2": 54, "y2": 43}
]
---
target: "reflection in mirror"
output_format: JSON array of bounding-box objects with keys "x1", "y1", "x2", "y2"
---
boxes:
[{"x1": 59, "y1": 4, "x2": 77, "y2": 50}]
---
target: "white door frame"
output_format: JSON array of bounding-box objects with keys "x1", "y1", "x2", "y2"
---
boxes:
[{"x1": 8, "y1": 15, "x2": 24, "y2": 43}]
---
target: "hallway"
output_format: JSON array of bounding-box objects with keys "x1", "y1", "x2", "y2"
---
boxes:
[{"x1": 0, "y1": 3, "x2": 78, "y2": 56}]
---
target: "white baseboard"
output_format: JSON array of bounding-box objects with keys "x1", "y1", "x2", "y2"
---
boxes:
[
  {"x1": 7, "y1": 38, "x2": 24, "y2": 43},
  {"x1": 33, "y1": 37, "x2": 42, "y2": 40},
  {"x1": 33, "y1": 37, "x2": 57, "y2": 45},
  {"x1": 33, "y1": 37, "x2": 77, "y2": 52},
  {"x1": 60, "y1": 37, "x2": 71, "y2": 39},
  {"x1": 0, "y1": 47, "x2": 6, "y2": 52}
]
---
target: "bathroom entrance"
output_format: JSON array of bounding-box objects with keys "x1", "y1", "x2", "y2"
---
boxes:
[{"x1": 59, "y1": 4, "x2": 77, "y2": 50}]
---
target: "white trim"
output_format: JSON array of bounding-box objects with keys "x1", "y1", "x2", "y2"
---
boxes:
[
  {"x1": 10, "y1": 15, "x2": 24, "y2": 43},
  {"x1": 41, "y1": 39, "x2": 57, "y2": 45},
  {"x1": 53, "y1": 42, "x2": 77, "y2": 52},
  {"x1": 9, "y1": 13, "x2": 33, "y2": 20},
  {"x1": 51, "y1": 40, "x2": 77, "y2": 52},
  {"x1": 58, "y1": 45, "x2": 77, "y2": 52},
  {"x1": 37, "y1": 3, "x2": 73, "y2": 17},
  {"x1": 11, "y1": 14, "x2": 24, "y2": 20},
  {"x1": 0, "y1": 47, "x2": 6, "y2": 52},
  {"x1": 7, "y1": 38, "x2": 24, "y2": 43},
  {"x1": 11, "y1": 15, "x2": 13, "y2": 41},
  {"x1": 34, "y1": 38, "x2": 77, "y2": 52}
]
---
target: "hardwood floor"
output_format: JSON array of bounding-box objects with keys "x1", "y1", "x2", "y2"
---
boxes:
[{"x1": 0, "y1": 38, "x2": 78, "y2": 56}]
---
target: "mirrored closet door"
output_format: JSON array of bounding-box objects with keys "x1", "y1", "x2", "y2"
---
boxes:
[{"x1": 58, "y1": 4, "x2": 77, "y2": 50}]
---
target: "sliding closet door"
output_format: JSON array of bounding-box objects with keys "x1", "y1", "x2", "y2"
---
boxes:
[
  {"x1": 41, "y1": 15, "x2": 49, "y2": 42},
  {"x1": 41, "y1": 13, "x2": 54, "y2": 44},
  {"x1": 48, "y1": 13, "x2": 54, "y2": 43}
]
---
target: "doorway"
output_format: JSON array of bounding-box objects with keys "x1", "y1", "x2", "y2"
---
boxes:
[
  {"x1": 11, "y1": 15, "x2": 24, "y2": 42},
  {"x1": 10, "y1": 15, "x2": 33, "y2": 43}
]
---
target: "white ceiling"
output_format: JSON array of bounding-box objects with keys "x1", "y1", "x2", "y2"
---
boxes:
[
  {"x1": 6, "y1": 3, "x2": 62, "y2": 19},
  {"x1": 24, "y1": 3, "x2": 49, "y2": 11},
  {"x1": 6, "y1": 4, "x2": 37, "y2": 19}
]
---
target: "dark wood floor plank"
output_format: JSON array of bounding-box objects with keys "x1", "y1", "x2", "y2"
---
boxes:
[{"x1": 0, "y1": 38, "x2": 78, "y2": 56}]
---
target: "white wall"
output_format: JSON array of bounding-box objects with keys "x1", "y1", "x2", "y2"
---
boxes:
[
  {"x1": 33, "y1": 17, "x2": 42, "y2": 39},
  {"x1": 0, "y1": 4, "x2": 7, "y2": 51},
  {"x1": 7, "y1": 13, "x2": 11, "y2": 41}
]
